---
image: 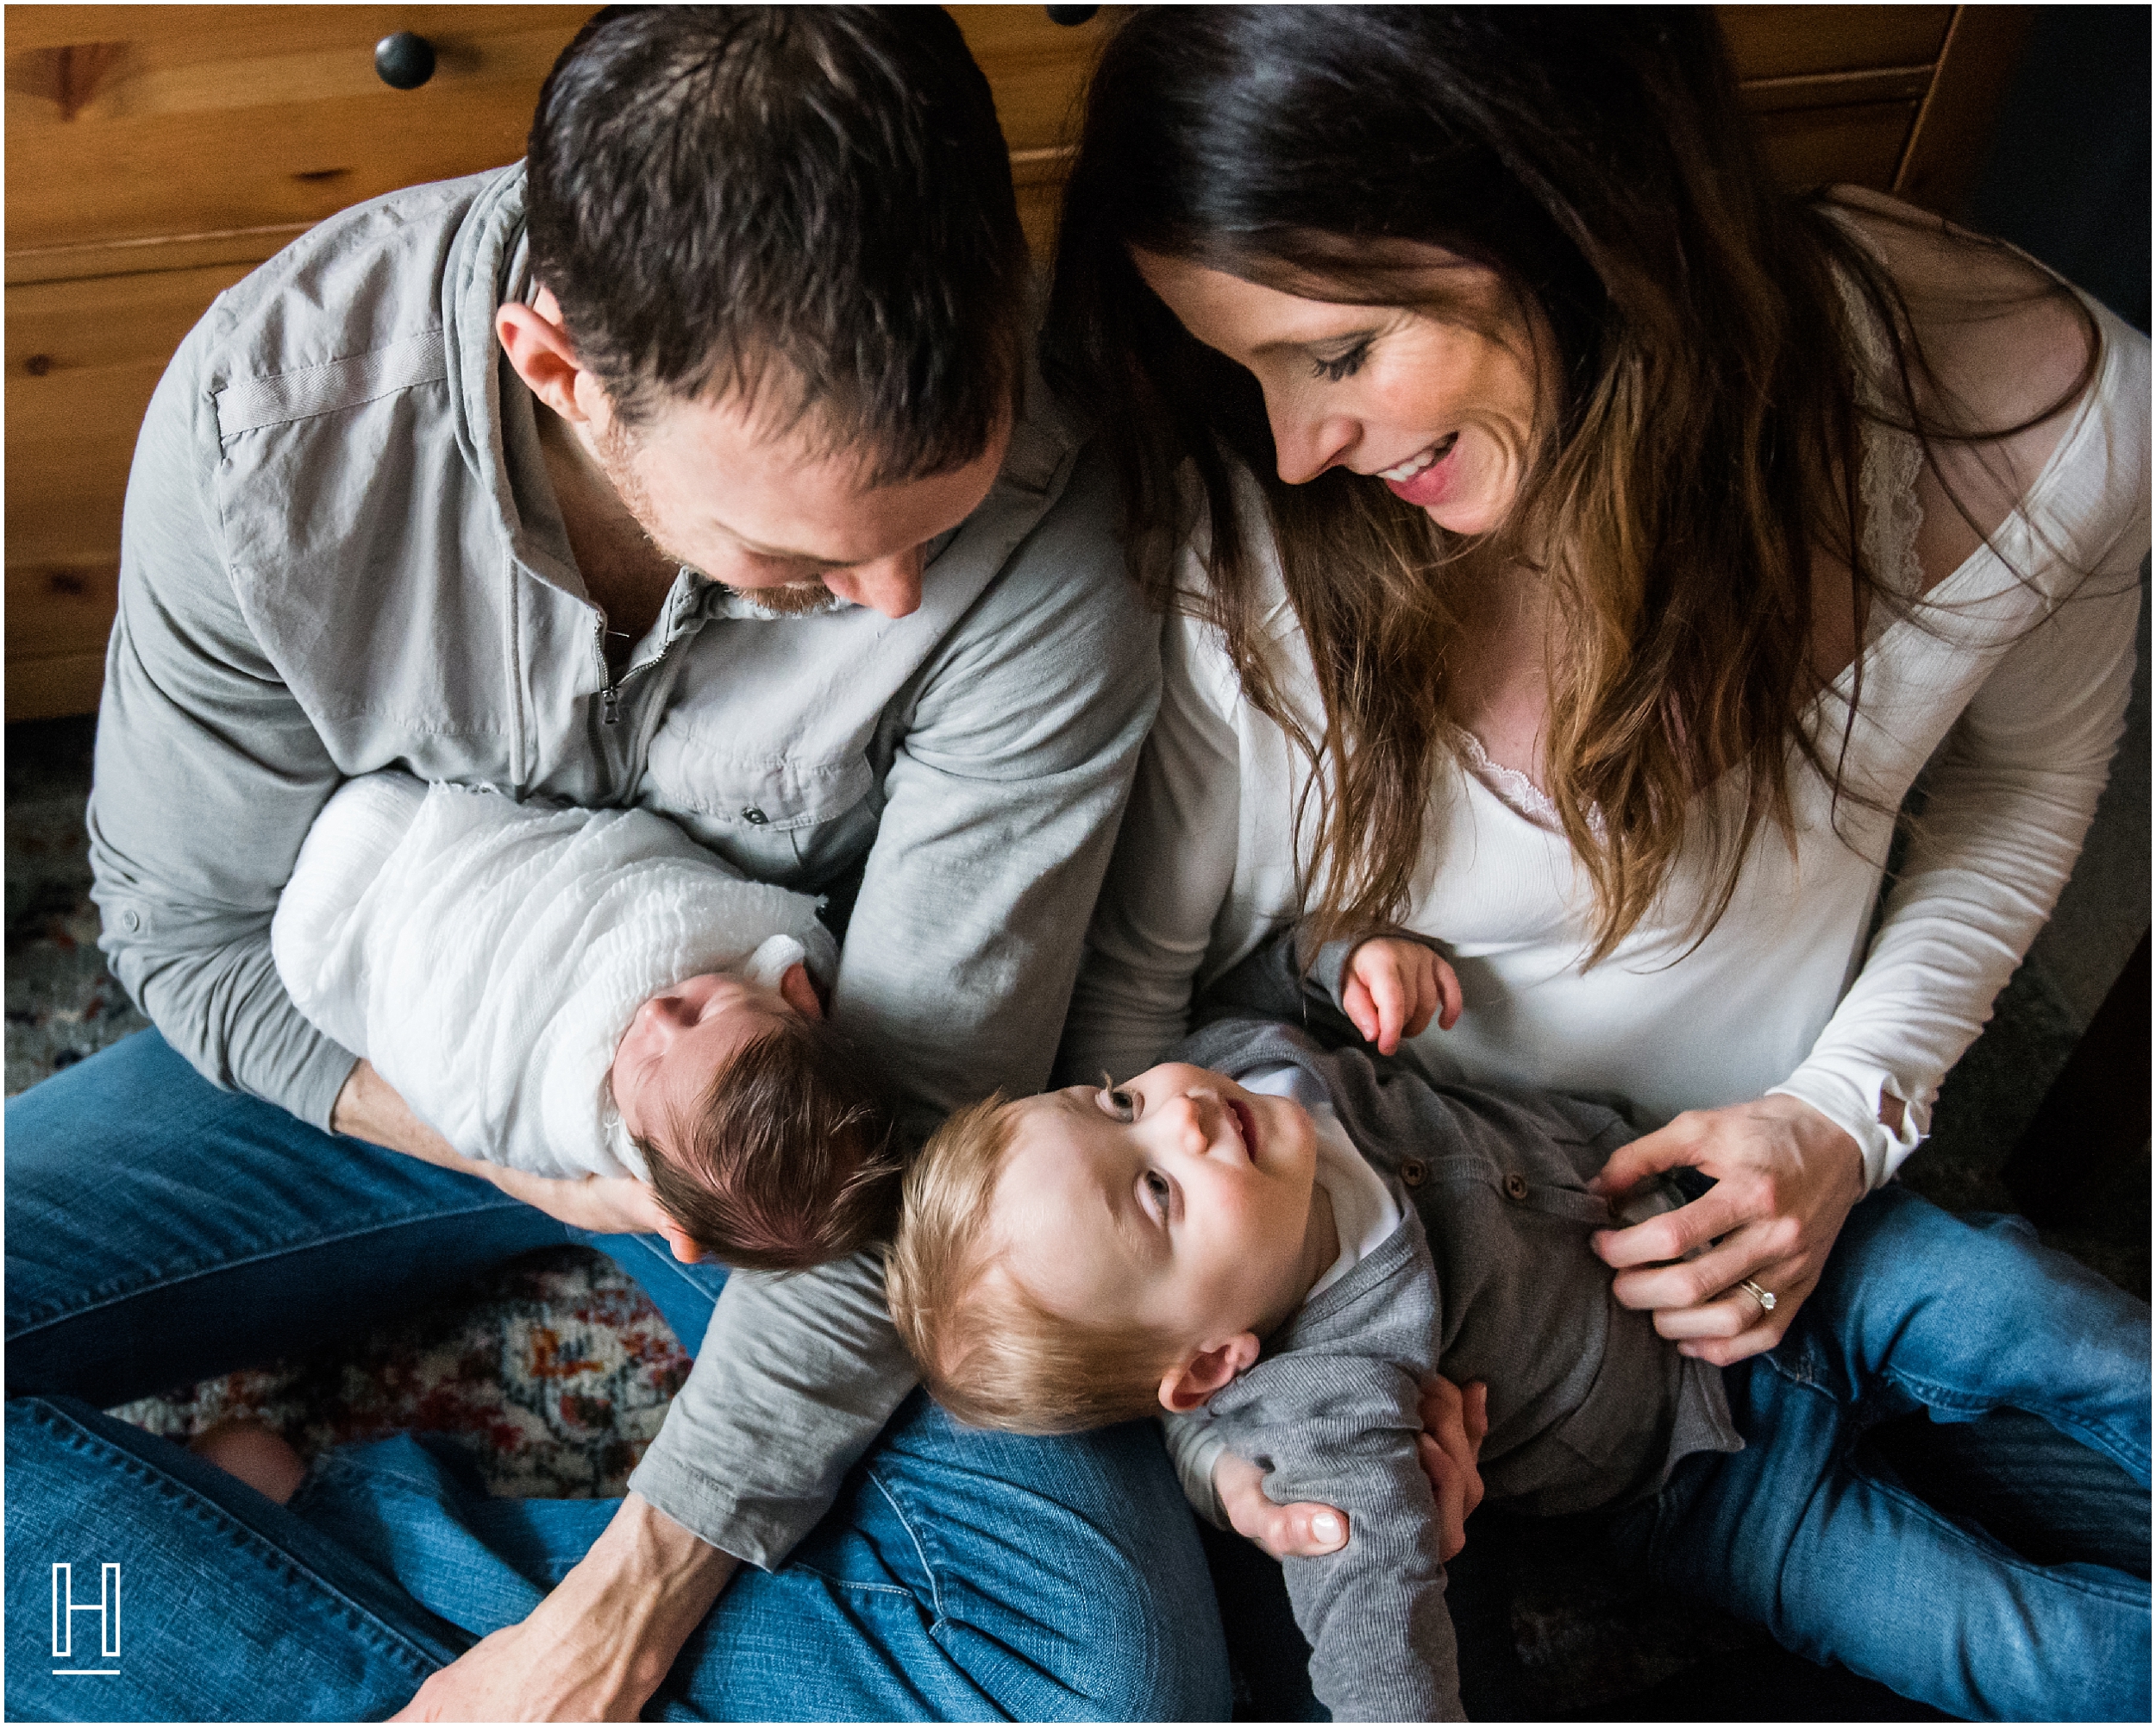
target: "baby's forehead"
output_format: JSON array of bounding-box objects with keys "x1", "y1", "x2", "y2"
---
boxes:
[{"x1": 989, "y1": 1094, "x2": 1112, "y2": 1214}]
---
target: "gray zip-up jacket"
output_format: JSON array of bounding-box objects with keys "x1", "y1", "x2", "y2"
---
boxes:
[
  {"x1": 89, "y1": 164, "x2": 1160, "y2": 1564},
  {"x1": 1167, "y1": 938, "x2": 1741, "y2": 1720}
]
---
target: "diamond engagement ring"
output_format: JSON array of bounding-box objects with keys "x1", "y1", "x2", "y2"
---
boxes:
[{"x1": 1738, "y1": 1278, "x2": 1777, "y2": 1313}]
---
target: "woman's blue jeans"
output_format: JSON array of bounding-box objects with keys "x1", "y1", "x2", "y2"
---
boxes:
[
  {"x1": 1620, "y1": 1183, "x2": 2152, "y2": 1723},
  {"x1": 4, "y1": 1031, "x2": 1232, "y2": 1721}
]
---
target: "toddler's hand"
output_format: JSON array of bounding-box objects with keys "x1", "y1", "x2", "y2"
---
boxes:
[{"x1": 1343, "y1": 937, "x2": 1462, "y2": 1056}]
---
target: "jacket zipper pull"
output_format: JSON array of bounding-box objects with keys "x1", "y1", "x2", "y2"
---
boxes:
[{"x1": 601, "y1": 683, "x2": 622, "y2": 726}]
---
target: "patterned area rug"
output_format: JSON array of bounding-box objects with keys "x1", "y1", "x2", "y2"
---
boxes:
[{"x1": 7, "y1": 717, "x2": 688, "y2": 1500}]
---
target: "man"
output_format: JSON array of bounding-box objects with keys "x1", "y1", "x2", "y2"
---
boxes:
[{"x1": 4, "y1": 10, "x2": 1226, "y2": 1718}]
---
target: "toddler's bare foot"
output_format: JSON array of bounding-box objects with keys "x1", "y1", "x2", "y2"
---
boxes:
[{"x1": 189, "y1": 1419, "x2": 306, "y2": 1505}]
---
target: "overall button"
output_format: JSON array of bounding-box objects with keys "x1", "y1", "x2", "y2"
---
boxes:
[
  {"x1": 1398, "y1": 1157, "x2": 1427, "y2": 1187},
  {"x1": 1503, "y1": 1172, "x2": 1531, "y2": 1201},
  {"x1": 740, "y1": 807, "x2": 769, "y2": 826}
]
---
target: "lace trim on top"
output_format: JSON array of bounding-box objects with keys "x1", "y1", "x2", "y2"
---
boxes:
[
  {"x1": 1453, "y1": 725, "x2": 1592, "y2": 837},
  {"x1": 1455, "y1": 273, "x2": 1922, "y2": 826},
  {"x1": 1839, "y1": 268, "x2": 1928, "y2": 601}
]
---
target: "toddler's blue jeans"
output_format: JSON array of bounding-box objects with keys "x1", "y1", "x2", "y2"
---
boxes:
[
  {"x1": 5, "y1": 1031, "x2": 1231, "y2": 1721},
  {"x1": 1620, "y1": 1182, "x2": 2152, "y2": 1722}
]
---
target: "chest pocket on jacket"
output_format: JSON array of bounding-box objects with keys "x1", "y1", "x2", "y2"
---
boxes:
[{"x1": 659, "y1": 752, "x2": 876, "y2": 835}]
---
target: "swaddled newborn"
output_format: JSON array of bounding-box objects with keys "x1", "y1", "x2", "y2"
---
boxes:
[{"x1": 273, "y1": 771, "x2": 899, "y2": 1269}]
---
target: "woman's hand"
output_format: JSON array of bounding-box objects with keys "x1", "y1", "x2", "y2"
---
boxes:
[
  {"x1": 1342, "y1": 937, "x2": 1463, "y2": 1055},
  {"x1": 1589, "y1": 1095, "x2": 1868, "y2": 1366},
  {"x1": 1211, "y1": 1375, "x2": 1489, "y2": 1562}
]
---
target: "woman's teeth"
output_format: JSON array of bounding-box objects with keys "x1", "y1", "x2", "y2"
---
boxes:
[{"x1": 1378, "y1": 433, "x2": 1458, "y2": 483}]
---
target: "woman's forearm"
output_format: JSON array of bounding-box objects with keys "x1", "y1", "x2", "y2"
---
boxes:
[{"x1": 1777, "y1": 574, "x2": 2139, "y2": 1187}]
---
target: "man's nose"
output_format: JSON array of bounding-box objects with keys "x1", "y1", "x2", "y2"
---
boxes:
[
  {"x1": 825, "y1": 548, "x2": 924, "y2": 619},
  {"x1": 1268, "y1": 392, "x2": 1357, "y2": 487}
]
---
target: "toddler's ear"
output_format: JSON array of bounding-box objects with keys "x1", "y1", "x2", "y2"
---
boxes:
[
  {"x1": 1157, "y1": 1333, "x2": 1262, "y2": 1414},
  {"x1": 657, "y1": 1217, "x2": 705, "y2": 1265},
  {"x1": 778, "y1": 961, "x2": 824, "y2": 1021}
]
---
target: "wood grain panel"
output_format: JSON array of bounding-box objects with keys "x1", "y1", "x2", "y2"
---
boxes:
[
  {"x1": 1896, "y1": 5, "x2": 2037, "y2": 216},
  {"x1": 8, "y1": 263, "x2": 248, "y2": 566},
  {"x1": 7, "y1": 5, "x2": 594, "y2": 255},
  {"x1": 951, "y1": 5, "x2": 1119, "y2": 156},
  {"x1": 1719, "y1": 5, "x2": 1954, "y2": 80},
  {"x1": 7, "y1": 649, "x2": 110, "y2": 724},
  {"x1": 1754, "y1": 101, "x2": 1921, "y2": 193}
]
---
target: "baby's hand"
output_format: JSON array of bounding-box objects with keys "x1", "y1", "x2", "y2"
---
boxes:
[{"x1": 1343, "y1": 937, "x2": 1461, "y2": 1056}]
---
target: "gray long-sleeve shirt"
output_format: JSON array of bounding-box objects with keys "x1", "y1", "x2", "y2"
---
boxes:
[
  {"x1": 89, "y1": 164, "x2": 1159, "y2": 1566},
  {"x1": 1166, "y1": 939, "x2": 1741, "y2": 1720}
]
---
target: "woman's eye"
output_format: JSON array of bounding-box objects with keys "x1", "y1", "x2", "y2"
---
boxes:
[{"x1": 1311, "y1": 341, "x2": 1371, "y2": 383}]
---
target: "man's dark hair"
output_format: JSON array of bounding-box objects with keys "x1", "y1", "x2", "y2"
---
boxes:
[
  {"x1": 641, "y1": 1013, "x2": 906, "y2": 1272},
  {"x1": 527, "y1": 5, "x2": 1027, "y2": 481}
]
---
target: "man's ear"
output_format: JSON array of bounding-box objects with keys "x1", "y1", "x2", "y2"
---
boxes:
[
  {"x1": 656, "y1": 1216, "x2": 705, "y2": 1265},
  {"x1": 495, "y1": 287, "x2": 592, "y2": 424},
  {"x1": 1157, "y1": 1333, "x2": 1262, "y2": 1414}
]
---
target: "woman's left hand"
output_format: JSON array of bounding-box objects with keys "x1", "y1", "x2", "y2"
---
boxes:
[{"x1": 1587, "y1": 1095, "x2": 1868, "y2": 1366}]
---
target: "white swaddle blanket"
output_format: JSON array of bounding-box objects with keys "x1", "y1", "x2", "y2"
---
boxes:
[{"x1": 272, "y1": 772, "x2": 837, "y2": 1183}]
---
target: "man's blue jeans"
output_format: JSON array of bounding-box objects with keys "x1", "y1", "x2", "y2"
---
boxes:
[
  {"x1": 1623, "y1": 1183, "x2": 2152, "y2": 1722},
  {"x1": 5, "y1": 1031, "x2": 1232, "y2": 1721}
]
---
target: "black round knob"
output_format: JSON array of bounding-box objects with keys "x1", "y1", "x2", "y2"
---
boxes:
[
  {"x1": 373, "y1": 31, "x2": 436, "y2": 91},
  {"x1": 1044, "y1": 6, "x2": 1098, "y2": 24}
]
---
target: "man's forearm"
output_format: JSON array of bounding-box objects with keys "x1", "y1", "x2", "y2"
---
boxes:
[
  {"x1": 395, "y1": 1493, "x2": 736, "y2": 1721},
  {"x1": 541, "y1": 1493, "x2": 738, "y2": 1701}
]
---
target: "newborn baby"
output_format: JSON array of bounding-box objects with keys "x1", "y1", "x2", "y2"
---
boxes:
[{"x1": 273, "y1": 771, "x2": 899, "y2": 1269}]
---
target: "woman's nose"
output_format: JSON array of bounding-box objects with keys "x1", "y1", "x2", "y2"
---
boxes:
[{"x1": 1268, "y1": 393, "x2": 1357, "y2": 487}]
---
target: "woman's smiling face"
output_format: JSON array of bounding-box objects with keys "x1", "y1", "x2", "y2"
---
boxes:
[{"x1": 1132, "y1": 247, "x2": 1552, "y2": 536}]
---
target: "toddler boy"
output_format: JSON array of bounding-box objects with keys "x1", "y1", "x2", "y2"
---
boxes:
[{"x1": 887, "y1": 933, "x2": 2151, "y2": 1721}]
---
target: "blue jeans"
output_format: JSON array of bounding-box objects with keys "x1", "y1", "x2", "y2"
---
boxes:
[
  {"x1": 5, "y1": 1031, "x2": 1231, "y2": 1721},
  {"x1": 1625, "y1": 1184, "x2": 2152, "y2": 1722}
]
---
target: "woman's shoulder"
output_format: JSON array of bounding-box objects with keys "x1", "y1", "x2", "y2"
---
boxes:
[{"x1": 1824, "y1": 187, "x2": 2146, "y2": 587}]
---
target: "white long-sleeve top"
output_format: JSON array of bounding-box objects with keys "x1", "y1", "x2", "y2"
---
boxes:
[
  {"x1": 1063, "y1": 296, "x2": 2148, "y2": 1190},
  {"x1": 272, "y1": 771, "x2": 837, "y2": 1182}
]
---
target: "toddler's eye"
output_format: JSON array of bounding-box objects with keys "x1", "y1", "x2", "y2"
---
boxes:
[
  {"x1": 1142, "y1": 1169, "x2": 1172, "y2": 1216},
  {"x1": 1099, "y1": 1073, "x2": 1137, "y2": 1122}
]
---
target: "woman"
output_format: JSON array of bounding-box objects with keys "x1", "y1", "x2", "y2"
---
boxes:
[
  {"x1": 1052, "y1": 4, "x2": 2145, "y2": 1367},
  {"x1": 1047, "y1": 8, "x2": 2149, "y2": 1712}
]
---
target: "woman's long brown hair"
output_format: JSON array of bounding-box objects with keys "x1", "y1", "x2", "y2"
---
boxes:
[{"x1": 1046, "y1": 6, "x2": 2098, "y2": 963}]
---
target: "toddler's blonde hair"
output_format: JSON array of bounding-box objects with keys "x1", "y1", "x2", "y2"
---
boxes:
[{"x1": 886, "y1": 1092, "x2": 1186, "y2": 1434}]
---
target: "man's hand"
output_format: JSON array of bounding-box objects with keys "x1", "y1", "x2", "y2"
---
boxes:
[
  {"x1": 1211, "y1": 1375, "x2": 1488, "y2": 1563},
  {"x1": 1341, "y1": 937, "x2": 1463, "y2": 1056},
  {"x1": 1414, "y1": 1376, "x2": 1488, "y2": 1560},
  {"x1": 1214, "y1": 1449, "x2": 1350, "y2": 1560},
  {"x1": 333, "y1": 1058, "x2": 669, "y2": 1236},
  {"x1": 1589, "y1": 1094, "x2": 1869, "y2": 1366},
  {"x1": 393, "y1": 1492, "x2": 736, "y2": 1722}
]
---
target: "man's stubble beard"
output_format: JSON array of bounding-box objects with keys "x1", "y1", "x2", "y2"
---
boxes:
[{"x1": 593, "y1": 417, "x2": 839, "y2": 619}]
